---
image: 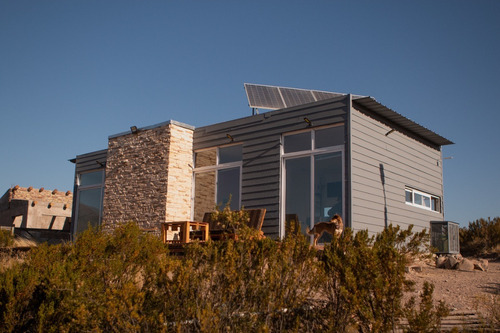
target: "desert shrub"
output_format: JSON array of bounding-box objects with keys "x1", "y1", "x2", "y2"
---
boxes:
[
  {"x1": 403, "y1": 281, "x2": 449, "y2": 333},
  {"x1": 163, "y1": 222, "x2": 321, "y2": 332},
  {"x1": 320, "y1": 225, "x2": 437, "y2": 333},
  {"x1": 460, "y1": 217, "x2": 500, "y2": 257},
  {"x1": 0, "y1": 220, "x2": 448, "y2": 332},
  {"x1": 0, "y1": 222, "x2": 169, "y2": 332},
  {"x1": 0, "y1": 229, "x2": 14, "y2": 247}
]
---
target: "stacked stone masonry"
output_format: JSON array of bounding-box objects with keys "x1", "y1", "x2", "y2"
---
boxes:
[{"x1": 102, "y1": 123, "x2": 194, "y2": 233}]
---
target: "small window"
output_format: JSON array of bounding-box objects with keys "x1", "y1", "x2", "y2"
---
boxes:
[
  {"x1": 195, "y1": 149, "x2": 217, "y2": 168},
  {"x1": 315, "y1": 126, "x2": 344, "y2": 149},
  {"x1": 405, "y1": 187, "x2": 441, "y2": 213},
  {"x1": 219, "y1": 145, "x2": 243, "y2": 164},
  {"x1": 284, "y1": 132, "x2": 311, "y2": 153},
  {"x1": 79, "y1": 171, "x2": 104, "y2": 187},
  {"x1": 405, "y1": 189, "x2": 413, "y2": 203}
]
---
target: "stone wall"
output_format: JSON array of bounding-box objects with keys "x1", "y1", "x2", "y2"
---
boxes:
[
  {"x1": 165, "y1": 124, "x2": 194, "y2": 221},
  {"x1": 0, "y1": 186, "x2": 72, "y2": 230},
  {"x1": 102, "y1": 121, "x2": 194, "y2": 232}
]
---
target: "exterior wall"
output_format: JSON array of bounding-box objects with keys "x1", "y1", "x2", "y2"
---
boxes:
[
  {"x1": 0, "y1": 186, "x2": 72, "y2": 230},
  {"x1": 194, "y1": 97, "x2": 349, "y2": 238},
  {"x1": 102, "y1": 121, "x2": 193, "y2": 232},
  {"x1": 165, "y1": 124, "x2": 194, "y2": 221},
  {"x1": 350, "y1": 106, "x2": 444, "y2": 234}
]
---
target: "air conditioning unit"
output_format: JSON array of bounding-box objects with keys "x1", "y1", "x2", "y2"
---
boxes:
[{"x1": 430, "y1": 221, "x2": 460, "y2": 254}]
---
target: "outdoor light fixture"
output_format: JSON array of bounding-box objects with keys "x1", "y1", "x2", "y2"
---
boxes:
[
  {"x1": 385, "y1": 129, "x2": 395, "y2": 136},
  {"x1": 304, "y1": 117, "x2": 312, "y2": 127},
  {"x1": 130, "y1": 126, "x2": 138, "y2": 134},
  {"x1": 226, "y1": 134, "x2": 234, "y2": 142}
]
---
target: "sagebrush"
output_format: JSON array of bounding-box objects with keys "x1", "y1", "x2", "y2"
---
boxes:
[{"x1": 0, "y1": 221, "x2": 448, "y2": 332}]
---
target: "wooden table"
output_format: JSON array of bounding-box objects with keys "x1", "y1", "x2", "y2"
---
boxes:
[{"x1": 161, "y1": 221, "x2": 209, "y2": 244}]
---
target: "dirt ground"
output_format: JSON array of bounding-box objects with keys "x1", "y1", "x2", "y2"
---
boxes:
[{"x1": 404, "y1": 258, "x2": 500, "y2": 316}]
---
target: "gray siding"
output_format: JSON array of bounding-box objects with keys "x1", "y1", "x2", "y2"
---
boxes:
[
  {"x1": 194, "y1": 97, "x2": 349, "y2": 238},
  {"x1": 73, "y1": 149, "x2": 108, "y2": 175},
  {"x1": 350, "y1": 106, "x2": 444, "y2": 235}
]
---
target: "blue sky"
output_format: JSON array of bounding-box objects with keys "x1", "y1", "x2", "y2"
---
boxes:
[{"x1": 1, "y1": 1, "x2": 498, "y2": 226}]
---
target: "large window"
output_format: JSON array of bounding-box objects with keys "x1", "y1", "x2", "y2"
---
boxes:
[
  {"x1": 193, "y1": 145, "x2": 242, "y2": 221},
  {"x1": 405, "y1": 187, "x2": 441, "y2": 213},
  {"x1": 282, "y1": 125, "x2": 344, "y2": 244},
  {"x1": 74, "y1": 170, "x2": 105, "y2": 234}
]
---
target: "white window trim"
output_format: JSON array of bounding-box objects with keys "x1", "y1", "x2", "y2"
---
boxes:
[
  {"x1": 405, "y1": 187, "x2": 441, "y2": 213},
  {"x1": 280, "y1": 126, "x2": 345, "y2": 239},
  {"x1": 192, "y1": 145, "x2": 243, "y2": 217}
]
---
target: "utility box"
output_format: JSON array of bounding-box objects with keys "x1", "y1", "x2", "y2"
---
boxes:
[{"x1": 430, "y1": 221, "x2": 460, "y2": 254}]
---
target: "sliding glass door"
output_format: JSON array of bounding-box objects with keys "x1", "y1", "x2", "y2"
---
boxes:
[{"x1": 282, "y1": 126, "x2": 344, "y2": 244}]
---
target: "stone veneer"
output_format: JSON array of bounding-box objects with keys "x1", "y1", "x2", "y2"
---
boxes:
[{"x1": 101, "y1": 121, "x2": 194, "y2": 232}]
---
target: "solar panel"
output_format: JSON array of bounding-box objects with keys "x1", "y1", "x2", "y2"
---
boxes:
[
  {"x1": 280, "y1": 87, "x2": 317, "y2": 107},
  {"x1": 244, "y1": 84, "x2": 285, "y2": 110},
  {"x1": 244, "y1": 83, "x2": 354, "y2": 111},
  {"x1": 312, "y1": 91, "x2": 345, "y2": 101}
]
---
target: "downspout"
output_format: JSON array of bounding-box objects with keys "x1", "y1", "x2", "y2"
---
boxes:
[{"x1": 346, "y1": 94, "x2": 353, "y2": 229}]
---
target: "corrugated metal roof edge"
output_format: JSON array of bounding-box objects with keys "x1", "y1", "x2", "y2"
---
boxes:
[{"x1": 353, "y1": 96, "x2": 454, "y2": 147}]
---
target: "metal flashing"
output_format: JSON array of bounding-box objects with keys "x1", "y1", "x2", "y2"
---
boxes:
[{"x1": 108, "y1": 120, "x2": 195, "y2": 140}]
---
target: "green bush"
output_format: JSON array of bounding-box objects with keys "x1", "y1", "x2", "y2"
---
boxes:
[
  {"x1": 320, "y1": 225, "x2": 435, "y2": 332},
  {"x1": 0, "y1": 229, "x2": 14, "y2": 248},
  {"x1": 403, "y1": 281, "x2": 449, "y2": 332},
  {"x1": 0, "y1": 221, "x2": 448, "y2": 332},
  {"x1": 460, "y1": 217, "x2": 500, "y2": 257}
]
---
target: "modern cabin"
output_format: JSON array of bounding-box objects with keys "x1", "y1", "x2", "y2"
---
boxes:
[{"x1": 70, "y1": 84, "x2": 453, "y2": 242}]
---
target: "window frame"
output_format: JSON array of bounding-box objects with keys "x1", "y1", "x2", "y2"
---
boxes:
[
  {"x1": 74, "y1": 169, "x2": 106, "y2": 235},
  {"x1": 280, "y1": 124, "x2": 345, "y2": 240},
  {"x1": 405, "y1": 187, "x2": 441, "y2": 213},
  {"x1": 192, "y1": 144, "x2": 243, "y2": 217}
]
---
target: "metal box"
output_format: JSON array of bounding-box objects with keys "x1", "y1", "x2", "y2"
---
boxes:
[{"x1": 430, "y1": 221, "x2": 460, "y2": 254}]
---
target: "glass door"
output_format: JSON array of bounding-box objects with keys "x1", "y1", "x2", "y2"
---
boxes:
[{"x1": 284, "y1": 151, "x2": 343, "y2": 243}]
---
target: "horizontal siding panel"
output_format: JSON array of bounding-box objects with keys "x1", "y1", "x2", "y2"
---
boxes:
[
  {"x1": 242, "y1": 176, "x2": 280, "y2": 187},
  {"x1": 243, "y1": 157, "x2": 280, "y2": 169},
  {"x1": 351, "y1": 162, "x2": 442, "y2": 195},
  {"x1": 352, "y1": 135, "x2": 441, "y2": 176},
  {"x1": 351, "y1": 130, "x2": 441, "y2": 175},
  {"x1": 242, "y1": 168, "x2": 280, "y2": 180},
  {"x1": 351, "y1": 146, "x2": 442, "y2": 190},
  {"x1": 242, "y1": 190, "x2": 279, "y2": 201},
  {"x1": 242, "y1": 183, "x2": 280, "y2": 194},
  {"x1": 352, "y1": 110, "x2": 441, "y2": 158},
  {"x1": 194, "y1": 113, "x2": 345, "y2": 148}
]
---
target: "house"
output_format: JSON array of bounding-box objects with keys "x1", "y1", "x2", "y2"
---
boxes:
[
  {"x1": 0, "y1": 185, "x2": 72, "y2": 243},
  {"x1": 70, "y1": 84, "x2": 453, "y2": 242}
]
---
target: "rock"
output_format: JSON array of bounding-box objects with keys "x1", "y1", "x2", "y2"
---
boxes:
[
  {"x1": 474, "y1": 259, "x2": 489, "y2": 272},
  {"x1": 405, "y1": 265, "x2": 423, "y2": 273},
  {"x1": 436, "y1": 256, "x2": 447, "y2": 268},
  {"x1": 445, "y1": 256, "x2": 459, "y2": 269},
  {"x1": 457, "y1": 258, "x2": 475, "y2": 271}
]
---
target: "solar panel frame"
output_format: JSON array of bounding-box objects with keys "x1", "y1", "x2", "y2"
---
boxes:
[
  {"x1": 279, "y1": 87, "x2": 317, "y2": 107},
  {"x1": 245, "y1": 84, "x2": 285, "y2": 110}
]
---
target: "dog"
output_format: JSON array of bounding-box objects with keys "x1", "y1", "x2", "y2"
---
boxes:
[{"x1": 306, "y1": 214, "x2": 343, "y2": 246}]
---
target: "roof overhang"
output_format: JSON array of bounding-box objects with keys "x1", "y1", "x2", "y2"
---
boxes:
[{"x1": 352, "y1": 96, "x2": 454, "y2": 147}]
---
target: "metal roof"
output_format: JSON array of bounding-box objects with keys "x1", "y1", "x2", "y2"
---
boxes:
[{"x1": 353, "y1": 96, "x2": 454, "y2": 146}]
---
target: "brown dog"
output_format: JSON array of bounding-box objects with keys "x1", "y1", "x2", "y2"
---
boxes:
[{"x1": 306, "y1": 214, "x2": 343, "y2": 246}]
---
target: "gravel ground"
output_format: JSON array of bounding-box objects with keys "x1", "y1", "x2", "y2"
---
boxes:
[{"x1": 404, "y1": 258, "x2": 500, "y2": 316}]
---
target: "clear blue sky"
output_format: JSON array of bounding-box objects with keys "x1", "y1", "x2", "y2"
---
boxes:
[{"x1": 1, "y1": 1, "x2": 498, "y2": 226}]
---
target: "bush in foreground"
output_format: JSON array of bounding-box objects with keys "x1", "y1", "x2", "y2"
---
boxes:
[{"x1": 0, "y1": 222, "x2": 449, "y2": 332}]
